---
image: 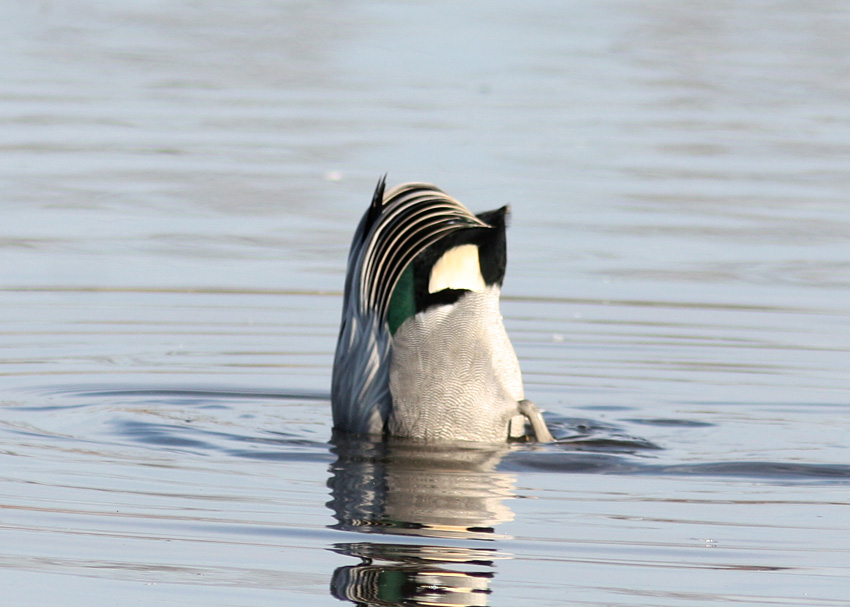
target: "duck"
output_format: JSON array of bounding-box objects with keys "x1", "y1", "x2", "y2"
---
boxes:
[{"x1": 331, "y1": 176, "x2": 553, "y2": 443}]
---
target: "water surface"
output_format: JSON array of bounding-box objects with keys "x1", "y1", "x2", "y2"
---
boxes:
[{"x1": 2, "y1": 1, "x2": 850, "y2": 605}]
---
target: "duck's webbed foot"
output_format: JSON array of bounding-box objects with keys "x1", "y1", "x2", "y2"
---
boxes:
[
  {"x1": 508, "y1": 400, "x2": 555, "y2": 442},
  {"x1": 516, "y1": 399, "x2": 554, "y2": 443}
]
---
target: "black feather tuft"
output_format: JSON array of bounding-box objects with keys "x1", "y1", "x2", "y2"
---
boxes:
[{"x1": 365, "y1": 174, "x2": 387, "y2": 234}]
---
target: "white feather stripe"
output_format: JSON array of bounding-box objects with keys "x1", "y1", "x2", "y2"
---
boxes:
[
  {"x1": 359, "y1": 197, "x2": 486, "y2": 318},
  {"x1": 364, "y1": 202, "x2": 480, "y2": 272},
  {"x1": 428, "y1": 244, "x2": 486, "y2": 293},
  {"x1": 370, "y1": 222, "x2": 465, "y2": 315}
]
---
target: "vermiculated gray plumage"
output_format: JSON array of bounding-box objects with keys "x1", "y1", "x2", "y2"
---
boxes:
[
  {"x1": 331, "y1": 177, "x2": 551, "y2": 442},
  {"x1": 388, "y1": 287, "x2": 524, "y2": 442}
]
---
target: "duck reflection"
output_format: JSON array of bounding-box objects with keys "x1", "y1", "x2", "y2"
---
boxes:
[{"x1": 327, "y1": 435, "x2": 517, "y2": 606}]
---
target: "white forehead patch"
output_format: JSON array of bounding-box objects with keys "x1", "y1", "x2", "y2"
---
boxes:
[{"x1": 428, "y1": 244, "x2": 486, "y2": 293}]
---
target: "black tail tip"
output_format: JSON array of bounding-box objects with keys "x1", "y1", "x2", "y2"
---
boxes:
[
  {"x1": 371, "y1": 174, "x2": 387, "y2": 209},
  {"x1": 365, "y1": 174, "x2": 388, "y2": 228},
  {"x1": 476, "y1": 204, "x2": 511, "y2": 228}
]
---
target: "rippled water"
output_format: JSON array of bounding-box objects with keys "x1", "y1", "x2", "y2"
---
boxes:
[{"x1": 3, "y1": 1, "x2": 850, "y2": 605}]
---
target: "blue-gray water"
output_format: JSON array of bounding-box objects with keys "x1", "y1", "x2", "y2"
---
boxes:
[{"x1": 2, "y1": 2, "x2": 849, "y2": 605}]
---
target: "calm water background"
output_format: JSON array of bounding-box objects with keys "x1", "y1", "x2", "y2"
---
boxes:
[{"x1": 2, "y1": 1, "x2": 849, "y2": 605}]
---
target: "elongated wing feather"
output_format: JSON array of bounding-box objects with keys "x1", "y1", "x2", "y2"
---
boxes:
[{"x1": 331, "y1": 178, "x2": 489, "y2": 435}]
